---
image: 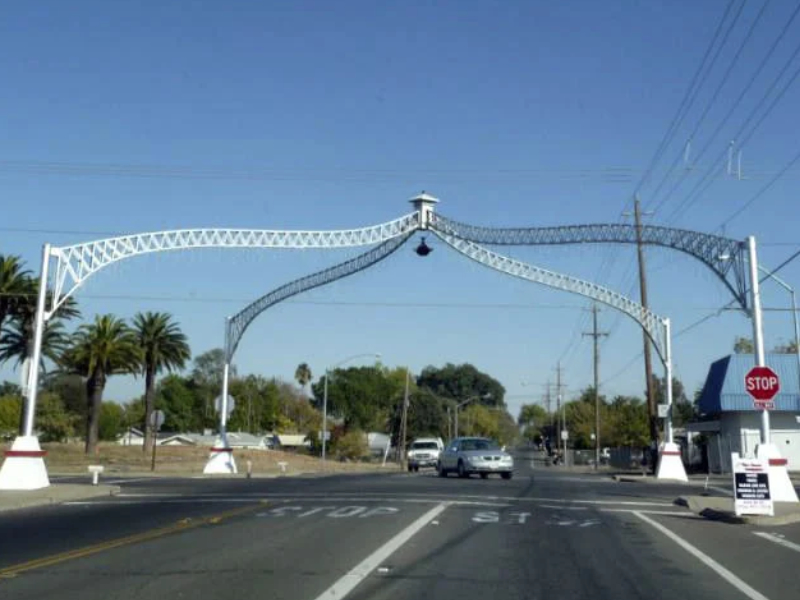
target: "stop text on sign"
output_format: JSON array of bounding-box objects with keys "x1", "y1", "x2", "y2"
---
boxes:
[{"x1": 746, "y1": 376, "x2": 778, "y2": 392}]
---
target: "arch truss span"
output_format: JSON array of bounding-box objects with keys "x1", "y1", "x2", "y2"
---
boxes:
[
  {"x1": 47, "y1": 212, "x2": 421, "y2": 317},
  {"x1": 430, "y1": 212, "x2": 749, "y2": 311},
  {"x1": 431, "y1": 230, "x2": 669, "y2": 364},
  {"x1": 225, "y1": 231, "x2": 415, "y2": 361}
]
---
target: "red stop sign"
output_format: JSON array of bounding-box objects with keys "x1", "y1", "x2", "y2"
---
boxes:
[{"x1": 745, "y1": 366, "x2": 780, "y2": 403}]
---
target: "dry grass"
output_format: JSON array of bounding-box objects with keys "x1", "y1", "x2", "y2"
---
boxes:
[{"x1": 14, "y1": 442, "x2": 398, "y2": 477}]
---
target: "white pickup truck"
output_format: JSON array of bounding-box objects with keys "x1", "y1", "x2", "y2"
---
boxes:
[{"x1": 407, "y1": 437, "x2": 444, "y2": 472}]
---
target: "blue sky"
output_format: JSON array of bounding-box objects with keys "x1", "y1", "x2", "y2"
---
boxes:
[{"x1": 2, "y1": 1, "x2": 800, "y2": 420}]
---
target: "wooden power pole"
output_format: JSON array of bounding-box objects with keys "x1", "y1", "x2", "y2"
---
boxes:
[
  {"x1": 584, "y1": 304, "x2": 608, "y2": 469},
  {"x1": 631, "y1": 197, "x2": 659, "y2": 464}
]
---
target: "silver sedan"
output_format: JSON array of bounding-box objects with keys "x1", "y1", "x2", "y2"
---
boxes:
[{"x1": 437, "y1": 437, "x2": 514, "y2": 479}]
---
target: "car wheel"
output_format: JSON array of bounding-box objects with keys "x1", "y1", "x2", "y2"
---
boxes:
[
  {"x1": 457, "y1": 460, "x2": 468, "y2": 478},
  {"x1": 480, "y1": 473, "x2": 488, "y2": 480},
  {"x1": 407, "y1": 464, "x2": 414, "y2": 472},
  {"x1": 414, "y1": 465, "x2": 420, "y2": 472},
  {"x1": 501, "y1": 471, "x2": 513, "y2": 480},
  {"x1": 437, "y1": 462, "x2": 447, "y2": 477}
]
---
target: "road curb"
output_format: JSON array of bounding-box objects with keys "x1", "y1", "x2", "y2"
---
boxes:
[
  {"x1": 675, "y1": 495, "x2": 800, "y2": 526},
  {"x1": 0, "y1": 484, "x2": 121, "y2": 513}
]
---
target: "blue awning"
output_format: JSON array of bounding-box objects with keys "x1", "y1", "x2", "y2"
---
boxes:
[{"x1": 698, "y1": 354, "x2": 800, "y2": 414}]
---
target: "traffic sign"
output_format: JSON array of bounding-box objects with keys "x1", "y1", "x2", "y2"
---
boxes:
[
  {"x1": 214, "y1": 394, "x2": 236, "y2": 416},
  {"x1": 744, "y1": 366, "x2": 780, "y2": 408},
  {"x1": 149, "y1": 410, "x2": 165, "y2": 431}
]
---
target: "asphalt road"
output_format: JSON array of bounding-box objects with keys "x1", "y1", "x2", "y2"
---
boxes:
[{"x1": 2, "y1": 450, "x2": 799, "y2": 600}]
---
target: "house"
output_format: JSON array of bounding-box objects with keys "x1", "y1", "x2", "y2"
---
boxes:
[
  {"x1": 274, "y1": 434, "x2": 310, "y2": 449},
  {"x1": 694, "y1": 353, "x2": 800, "y2": 472}
]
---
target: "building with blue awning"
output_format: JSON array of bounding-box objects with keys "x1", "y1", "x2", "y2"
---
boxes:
[{"x1": 693, "y1": 354, "x2": 800, "y2": 472}]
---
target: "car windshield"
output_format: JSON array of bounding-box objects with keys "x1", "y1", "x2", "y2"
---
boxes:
[
  {"x1": 460, "y1": 439, "x2": 500, "y2": 452},
  {"x1": 411, "y1": 442, "x2": 439, "y2": 450}
]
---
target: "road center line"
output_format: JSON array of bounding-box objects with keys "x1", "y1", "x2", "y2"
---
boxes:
[
  {"x1": 0, "y1": 503, "x2": 265, "y2": 580},
  {"x1": 633, "y1": 511, "x2": 771, "y2": 600},
  {"x1": 313, "y1": 502, "x2": 449, "y2": 600},
  {"x1": 753, "y1": 532, "x2": 800, "y2": 554}
]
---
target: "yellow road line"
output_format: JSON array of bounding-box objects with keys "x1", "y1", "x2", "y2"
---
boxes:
[{"x1": 0, "y1": 502, "x2": 265, "y2": 580}]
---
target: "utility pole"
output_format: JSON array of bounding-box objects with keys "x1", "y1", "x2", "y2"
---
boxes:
[
  {"x1": 555, "y1": 363, "x2": 566, "y2": 464},
  {"x1": 583, "y1": 304, "x2": 609, "y2": 470},
  {"x1": 400, "y1": 368, "x2": 410, "y2": 470},
  {"x1": 627, "y1": 196, "x2": 659, "y2": 468}
]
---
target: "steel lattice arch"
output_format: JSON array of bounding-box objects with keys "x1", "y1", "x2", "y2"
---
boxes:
[
  {"x1": 225, "y1": 232, "x2": 414, "y2": 361},
  {"x1": 429, "y1": 212, "x2": 749, "y2": 311},
  {"x1": 48, "y1": 211, "x2": 421, "y2": 316}
]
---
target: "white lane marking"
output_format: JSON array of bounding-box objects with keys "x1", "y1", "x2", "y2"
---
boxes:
[
  {"x1": 601, "y1": 509, "x2": 692, "y2": 516},
  {"x1": 753, "y1": 532, "x2": 800, "y2": 554},
  {"x1": 540, "y1": 504, "x2": 588, "y2": 510},
  {"x1": 63, "y1": 498, "x2": 510, "y2": 508},
  {"x1": 313, "y1": 502, "x2": 448, "y2": 600},
  {"x1": 633, "y1": 511, "x2": 771, "y2": 600},
  {"x1": 104, "y1": 478, "x2": 156, "y2": 485},
  {"x1": 115, "y1": 492, "x2": 673, "y2": 507}
]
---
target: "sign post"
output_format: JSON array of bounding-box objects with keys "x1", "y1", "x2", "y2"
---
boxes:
[
  {"x1": 149, "y1": 410, "x2": 165, "y2": 472},
  {"x1": 732, "y1": 453, "x2": 774, "y2": 517},
  {"x1": 744, "y1": 366, "x2": 780, "y2": 410}
]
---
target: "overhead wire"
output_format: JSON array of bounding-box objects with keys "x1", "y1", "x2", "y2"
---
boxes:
[{"x1": 648, "y1": 0, "x2": 773, "y2": 211}]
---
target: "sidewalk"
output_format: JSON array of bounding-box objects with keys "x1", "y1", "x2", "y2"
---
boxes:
[{"x1": 0, "y1": 484, "x2": 120, "y2": 514}]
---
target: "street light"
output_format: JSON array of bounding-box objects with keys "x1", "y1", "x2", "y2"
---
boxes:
[
  {"x1": 321, "y1": 352, "x2": 381, "y2": 464},
  {"x1": 757, "y1": 266, "x2": 800, "y2": 394},
  {"x1": 720, "y1": 252, "x2": 800, "y2": 428}
]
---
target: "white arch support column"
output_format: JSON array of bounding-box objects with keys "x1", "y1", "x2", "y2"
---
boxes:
[
  {"x1": 204, "y1": 360, "x2": 237, "y2": 475},
  {"x1": 0, "y1": 212, "x2": 420, "y2": 490},
  {"x1": 0, "y1": 244, "x2": 52, "y2": 490},
  {"x1": 430, "y1": 230, "x2": 687, "y2": 481}
]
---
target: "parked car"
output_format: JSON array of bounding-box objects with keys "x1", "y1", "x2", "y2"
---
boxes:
[
  {"x1": 437, "y1": 437, "x2": 514, "y2": 479},
  {"x1": 407, "y1": 437, "x2": 444, "y2": 472}
]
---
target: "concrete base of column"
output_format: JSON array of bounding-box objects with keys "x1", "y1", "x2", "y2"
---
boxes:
[
  {"x1": 0, "y1": 436, "x2": 50, "y2": 490},
  {"x1": 656, "y1": 442, "x2": 688, "y2": 482},
  {"x1": 756, "y1": 443, "x2": 799, "y2": 503},
  {"x1": 203, "y1": 437, "x2": 237, "y2": 475}
]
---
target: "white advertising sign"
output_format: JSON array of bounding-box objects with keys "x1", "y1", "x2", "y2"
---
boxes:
[{"x1": 732, "y1": 454, "x2": 774, "y2": 517}]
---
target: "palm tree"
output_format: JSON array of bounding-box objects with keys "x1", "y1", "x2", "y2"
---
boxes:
[
  {"x1": 0, "y1": 254, "x2": 31, "y2": 338},
  {"x1": 0, "y1": 277, "x2": 80, "y2": 434},
  {"x1": 294, "y1": 362, "x2": 313, "y2": 395},
  {"x1": 61, "y1": 315, "x2": 141, "y2": 454},
  {"x1": 132, "y1": 312, "x2": 191, "y2": 453},
  {"x1": 0, "y1": 277, "x2": 80, "y2": 369}
]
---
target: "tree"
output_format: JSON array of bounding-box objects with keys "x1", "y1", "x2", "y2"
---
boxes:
[
  {"x1": 98, "y1": 401, "x2": 126, "y2": 441},
  {"x1": 0, "y1": 254, "x2": 31, "y2": 338},
  {"x1": 734, "y1": 336, "x2": 754, "y2": 354},
  {"x1": 154, "y1": 375, "x2": 197, "y2": 433},
  {"x1": 649, "y1": 374, "x2": 695, "y2": 427},
  {"x1": 310, "y1": 365, "x2": 403, "y2": 432},
  {"x1": 35, "y1": 392, "x2": 78, "y2": 442},
  {"x1": 417, "y1": 363, "x2": 506, "y2": 407},
  {"x1": 61, "y1": 315, "x2": 141, "y2": 454},
  {"x1": 0, "y1": 395, "x2": 21, "y2": 439},
  {"x1": 606, "y1": 395, "x2": 649, "y2": 447},
  {"x1": 294, "y1": 363, "x2": 313, "y2": 395},
  {"x1": 190, "y1": 348, "x2": 232, "y2": 420},
  {"x1": 518, "y1": 403, "x2": 549, "y2": 443},
  {"x1": 132, "y1": 312, "x2": 191, "y2": 453}
]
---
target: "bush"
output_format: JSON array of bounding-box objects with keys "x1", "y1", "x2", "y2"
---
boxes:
[{"x1": 334, "y1": 429, "x2": 369, "y2": 461}]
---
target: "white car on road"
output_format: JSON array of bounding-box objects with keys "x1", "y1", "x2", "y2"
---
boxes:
[
  {"x1": 437, "y1": 437, "x2": 514, "y2": 479},
  {"x1": 407, "y1": 438, "x2": 444, "y2": 472}
]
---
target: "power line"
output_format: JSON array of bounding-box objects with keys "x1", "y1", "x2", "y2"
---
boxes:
[
  {"x1": 632, "y1": 0, "x2": 738, "y2": 197},
  {"x1": 663, "y1": 27, "x2": 800, "y2": 223},
  {"x1": 648, "y1": 0, "x2": 773, "y2": 210},
  {"x1": 717, "y1": 144, "x2": 800, "y2": 229}
]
